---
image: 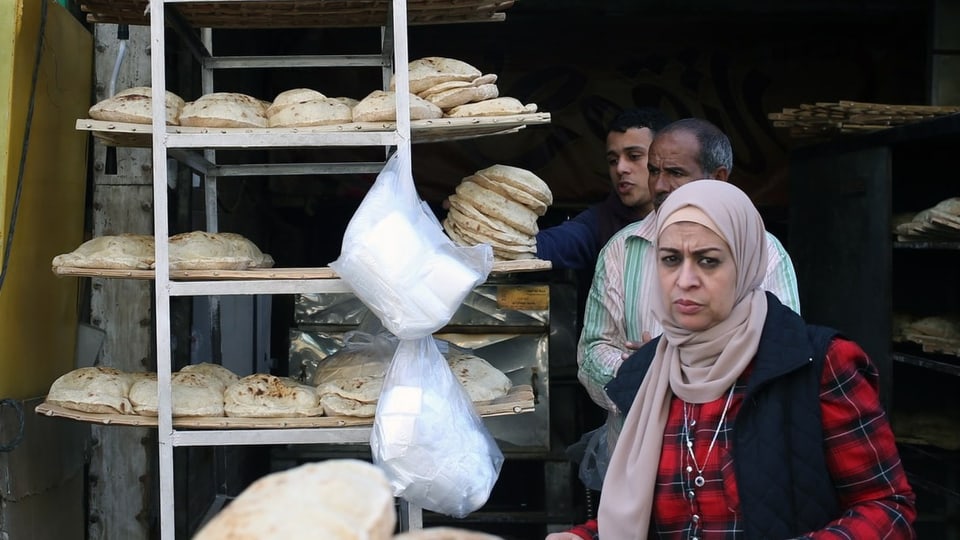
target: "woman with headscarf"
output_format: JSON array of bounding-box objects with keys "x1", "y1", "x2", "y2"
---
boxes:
[{"x1": 582, "y1": 180, "x2": 915, "y2": 539}]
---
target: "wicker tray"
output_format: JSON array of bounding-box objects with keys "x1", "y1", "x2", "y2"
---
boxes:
[
  {"x1": 80, "y1": 0, "x2": 515, "y2": 28},
  {"x1": 75, "y1": 114, "x2": 551, "y2": 148},
  {"x1": 35, "y1": 384, "x2": 535, "y2": 428}
]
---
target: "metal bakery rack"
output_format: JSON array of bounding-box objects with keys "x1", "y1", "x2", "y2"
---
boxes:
[{"x1": 55, "y1": 0, "x2": 553, "y2": 538}]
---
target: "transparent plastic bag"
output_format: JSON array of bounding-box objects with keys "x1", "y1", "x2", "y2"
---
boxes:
[
  {"x1": 330, "y1": 152, "x2": 493, "y2": 339},
  {"x1": 370, "y1": 336, "x2": 504, "y2": 518},
  {"x1": 309, "y1": 329, "x2": 399, "y2": 385}
]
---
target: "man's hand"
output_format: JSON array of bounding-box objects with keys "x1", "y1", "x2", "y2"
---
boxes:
[{"x1": 619, "y1": 331, "x2": 652, "y2": 361}]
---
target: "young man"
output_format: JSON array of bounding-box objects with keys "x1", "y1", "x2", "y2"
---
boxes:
[{"x1": 534, "y1": 107, "x2": 671, "y2": 270}]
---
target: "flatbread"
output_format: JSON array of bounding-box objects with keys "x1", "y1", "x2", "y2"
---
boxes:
[
  {"x1": 446, "y1": 97, "x2": 537, "y2": 118},
  {"x1": 476, "y1": 164, "x2": 553, "y2": 206},
  {"x1": 265, "y1": 88, "x2": 326, "y2": 116},
  {"x1": 52, "y1": 234, "x2": 155, "y2": 270},
  {"x1": 267, "y1": 97, "x2": 353, "y2": 128},
  {"x1": 46, "y1": 366, "x2": 135, "y2": 415},
  {"x1": 466, "y1": 173, "x2": 547, "y2": 216},
  {"x1": 311, "y1": 347, "x2": 391, "y2": 385},
  {"x1": 352, "y1": 90, "x2": 443, "y2": 122},
  {"x1": 129, "y1": 371, "x2": 226, "y2": 417},
  {"x1": 906, "y1": 316, "x2": 960, "y2": 339},
  {"x1": 393, "y1": 527, "x2": 504, "y2": 540},
  {"x1": 316, "y1": 375, "x2": 383, "y2": 404},
  {"x1": 417, "y1": 74, "x2": 499, "y2": 98},
  {"x1": 193, "y1": 460, "x2": 395, "y2": 540},
  {"x1": 224, "y1": 374, "x2": 322, "y2": 417},
  {"x1": 425, "y1": 84, "x2": 499, "y2": 110},
  {"x1": 167, "y1": 231, "x2": 273, "y2": 270},
  {"x1": 446, "y1": 207, "x2": 535, "y2": 246},
  {"x1": 447, "y1": 194, "x2": 525, "y2": 235},
  {"x1": 445, "y1": 219, "x2": 536, "y2": 253},
  {"x1": 179, "y1": 362, "x2": 240, "y2": 389},
  {"x1": 319, "y1": 394, "x2": 377, "y2": 418},
  {"x1": 454, "y1": 181, "x2": 539, "y2": 235},
  {"x1": 392, "y1": 56, "x2": 483, "y2": 94},
  {"x1": 88, "y1": 86, "x2": 185, "y2": 125},
  {"x1": 179, "y1": 92, "x2": 268, "y2": 128},
  {"x1": 446, "y1": 353, "x2": 512, "y2": 402}
]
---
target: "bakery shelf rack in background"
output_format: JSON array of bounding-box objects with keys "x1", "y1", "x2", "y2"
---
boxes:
[
  {"x1": 59, "y1": 0, "x2": 553, "y2": 538},
  {"x1": 789, "y1": 113, "x2": 960, "y2": 537}
]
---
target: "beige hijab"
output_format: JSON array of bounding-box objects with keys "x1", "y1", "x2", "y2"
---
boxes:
[{"x1": 598, "y1": 180, "x2": 769, "y2": 539}]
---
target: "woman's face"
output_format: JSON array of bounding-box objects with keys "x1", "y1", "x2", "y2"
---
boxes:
[{"x1": 657, "y1": 221, "x2": 737, "y2": 331}]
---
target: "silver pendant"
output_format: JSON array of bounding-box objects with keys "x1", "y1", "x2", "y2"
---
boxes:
[{"x1": 694, "y1": 475, "x2": 705, "y2": 487}]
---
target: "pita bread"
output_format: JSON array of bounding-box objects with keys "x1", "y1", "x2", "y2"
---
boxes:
[
  {"x1": 491, "y1": 248, "x2": 536, "y2": 261},
  {"x1": 392, "y1": 57, "x2": 483, "y2": 94},
  {"x1": 446, "y1": 354, "x2": 512, "y2": 402},
  {"x1": 446, "y1": 97, "x2": 537, "y2": 118},
  {"x1": 179, "y1": 92, "x2": 268, "y2": 128},
  {"x1": 312, "y1": 347, "x2": 391, "y2": 384},
  {"x1": 46, "y1": 366, "x2": 135, "y2": 415},
  {"x1": 319, "y1": 394, "x2": 377, "y2": 418},
  {"x1": 447, "y1": 194, "x2": 525, "y2": 235},
  {"x1": 907, "y1": 316, "x2": 960, "y2": 339},
  {"x1": 224, "y1": 374, "x2": 322, "y2": 417},
  {"x1": 193, "y1": 460, "x2": 395, "y2": 540},
  {"x1": 332, "y1": 96, "x2": 360, "y2": 109},
  {"x1": 352, "y1": 90, "x2": 443, "y2": 122},
  {"x1": 425, "y1": 84, "x2": 499, "y2": 110},
  {"x1": 476, "y1": 164, "x2": 553, "y2": 206},
  {"x1": 167, "y1": 231, "x2": 274, "y2": 270},
  {"x1": 267, "y1": 97, "x2": 353, "y2": 127},
  {"x1": 179, "y1": 362, "x2": 240, "y2": 388},
  {"x1": 266, "y1": 88, "x2": 326, "y2": 116},
  {"x1": 455, "y1": 181, "x2": 539, "y2": 235},
  {"x1": 316, "y1": 376, "x2": 384, "y2": 404},
  {"x1": 417, "y1": 74, "x2": 499, "y2": 98},
  {"x1": 393, "y1": 527, "x2": 504, "y2": 540},
  {"x1": 129, "y1": 371, "x2": 226, "y2": 417},
  {"x1": 446, "y1": 219, "x2": 536, "y2": 253},
  {"x1": 446, "y1": 207, "x2": 535, "y2": 246},
  {"x1": 52, "y1": 234, "x2": 155, "y2": 270},
  {"x1": 466, "y1": 173, "x2": 547, "y2": 215},
  {"x1": 89, "y1": 86, "x2": 185, "y2": 125}
]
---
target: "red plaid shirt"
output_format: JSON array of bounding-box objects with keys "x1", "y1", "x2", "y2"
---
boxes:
[{"x1": 568, "y1": 338, "x2": 916, "y2": 539}]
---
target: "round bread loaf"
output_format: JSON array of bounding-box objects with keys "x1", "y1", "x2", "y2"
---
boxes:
[
  {"x1": 476, "y1": 164, "x2": 553, "y2": 206},
  {"x1": 392, "y1": 56, "x2": 482, "y2": 94},
  {"x1": 446, "y1": 97, "x2": 537, "y2": 118},
  {"x1": 179, "y1": 92, "x2": 268, "y2": 128},
  {"x1": 267, "y1": 97, "x2": 353, "y2": 127},
  {"x1": 352, "y1": 90, "x2": 443, "y2": 122},
  {"x1": 454, "y1": 180, "x2": 538, "y2": 235},
  {"x1": 88, "y1": 86, "x2": 185, "y2": 125}
]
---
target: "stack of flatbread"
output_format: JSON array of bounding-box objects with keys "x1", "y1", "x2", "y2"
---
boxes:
[
  {"x1": 390, "y1": 56, "x2": 537, "y2": 118},
  {"x1": 265, "y1": 88, "x2": 355, "y2": 128},
  {"x1": 51, "y1": 231, "x2": 274, "y2": 271},
  {"x1": 179, "y1": 92, "x2": 270, "y2": 128},
  {"x1": 443, "y1": 164, "x2": 552, "y2": 261},
  {"x1": 894, "y1": 197, "x2": 960, "y2": 241},
  {"x1": 902, "y1": 315, "x2": 960, "y2": 356},
  {"x1": 88, "y1": 86, "x2": 186, "y2": 125}
]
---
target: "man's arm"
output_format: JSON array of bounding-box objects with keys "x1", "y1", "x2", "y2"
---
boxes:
[
  {"x1": 534, "y1": 208, "x2": 599, "y2": 271},
  {"x1": 762, "y1": 232, "x2": 801, "y2": 315},
  {"x1": 576, "y1": 234, "x2": 630, "y2": 411}
]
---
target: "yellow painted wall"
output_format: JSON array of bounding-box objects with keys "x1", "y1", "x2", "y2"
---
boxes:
[{"x1": 0, "y1": 0, "x2": 92, "y2": 399}]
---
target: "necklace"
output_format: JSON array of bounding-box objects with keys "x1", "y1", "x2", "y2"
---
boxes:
[{"x1": 682, "y1": 384, "x2": 736, "y2": 488}]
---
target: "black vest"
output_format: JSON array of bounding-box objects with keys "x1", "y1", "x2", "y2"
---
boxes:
[{"x1": 605, "y1": 293, "x2": 841, "y2": 539}]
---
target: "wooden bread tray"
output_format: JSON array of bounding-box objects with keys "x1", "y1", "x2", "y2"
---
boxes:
[
  {"x1": 51, "y1": 260, "x2": 552, "y2": 280},
  {"x1": 35, "y1": 384, "x2": 535, "y2": 429},
  {"x1": 75, "y1": 114, "x2": 551, "y2": 148},
  {"x1": 80, "y1": 0, "x2": 516, "y2": 28}
]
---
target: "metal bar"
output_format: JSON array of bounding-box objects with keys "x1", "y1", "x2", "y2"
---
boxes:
[
  {"x1": 170, "y1": 427, "x2": 373, "y2": 446},
  {"x1": 167, "y1": 149, "x2": 215, "y2": 176},
  {"x1": 166, "y1": 131, "x2": 402, "y2": 148},
  {"x1": 165, "y1": 5, "x2": 211, "y2": 62},
  {"x1": 206, "y1": 54, "x2": 387, "y2": 69},
  {"x1": 216, "y1": 161, "x2": 385, "y2": 176},
  {"x1": 169, "y1": 280, "x2": 353, "y2": 296}
]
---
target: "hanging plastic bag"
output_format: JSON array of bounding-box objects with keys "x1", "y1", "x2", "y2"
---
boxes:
[
  {"x1": 370, "y1": 336, "x2": 504, "y2": 518},
  {"x1": 330, "y1": 151, "x2": 493, "y2": 340}
]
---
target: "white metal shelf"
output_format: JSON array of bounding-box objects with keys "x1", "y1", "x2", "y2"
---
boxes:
[
  {"x1": 170, "y1": 427, "x2": 373, "y2": 446},
  {"x1": 167, "y1": 279, "x2": 354, "y2": 296}
]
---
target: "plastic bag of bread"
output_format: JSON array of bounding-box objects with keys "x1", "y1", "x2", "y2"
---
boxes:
[
  {"x1": 371, "y1": 337, "x2": 504, "y2": 518},
  {"x1": 330, "y1": 151, "x2": 492, "y2": 339}
]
